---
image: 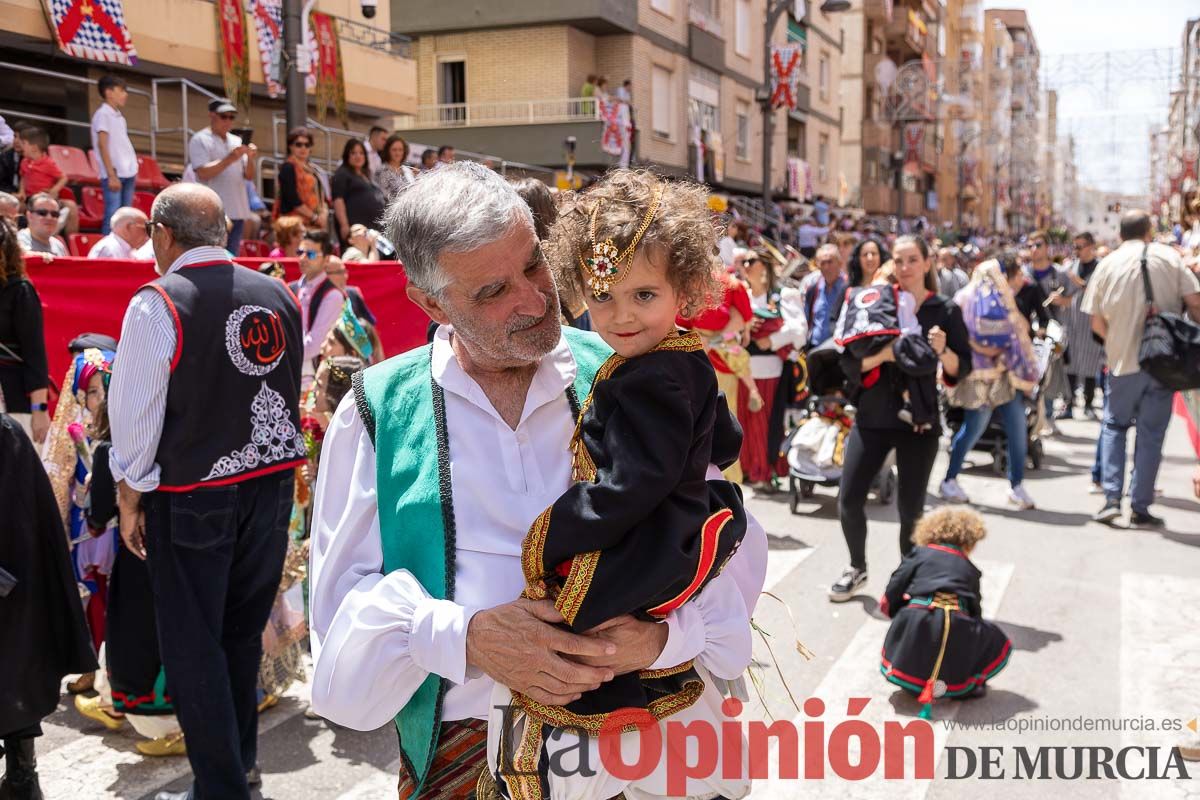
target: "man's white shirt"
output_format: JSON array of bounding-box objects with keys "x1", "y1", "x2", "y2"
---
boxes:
[{"x1": 308, "y1": 325, "x2": 767, "y2": 730}]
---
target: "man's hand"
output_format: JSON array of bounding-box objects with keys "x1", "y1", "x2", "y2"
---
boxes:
[
  {"x1": 107, "y1": 175, "x2": 120, "y2": 192},
  {"x1": 573, "y1": 615, "x2": 669, "y2": 675},
  {"x1": 117, "y1": 481, "x2": 146, "y2": 560},
  {"x1": 466, "y1": 599, "x2": 616, "y2": 706},
  {"x1": 31, "y1": 410, "x2": 49, "y2": 444}
]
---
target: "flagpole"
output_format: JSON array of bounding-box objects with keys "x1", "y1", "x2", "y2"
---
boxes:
[{"x1": 283, "y1": 0, "x2": 306, "y2": 132}]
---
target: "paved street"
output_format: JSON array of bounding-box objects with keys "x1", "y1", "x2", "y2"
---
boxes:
[{"x1": 31, "y1": 414, "x2": 1200, "y2": 799}]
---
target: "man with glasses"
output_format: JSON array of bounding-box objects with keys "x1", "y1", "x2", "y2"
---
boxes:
[
  {"x1": 16, "y1": 193, "x2": 67, "y2": 256},
  {"x1": 188, "y1": 97, "x2": 256, "y2": 255},
  {"x1": 108, "y1": 183, "x2": 303, "y2": 799},
  {"x1": 291, "y1": 229, "x2": 346, "y2": 390}
]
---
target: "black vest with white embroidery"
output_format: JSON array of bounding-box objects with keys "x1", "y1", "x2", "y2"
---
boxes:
[{"x1": 148, "y1": 260, "x2": 305, "y2": 491}]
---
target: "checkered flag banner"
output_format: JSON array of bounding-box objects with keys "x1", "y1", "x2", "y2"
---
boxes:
[
  {"x1": 249, "y1": 0, "x2": 316, "y2": 98},
  {"x1": 42, "y1": 0, "x2": 138, "y2": 66}
]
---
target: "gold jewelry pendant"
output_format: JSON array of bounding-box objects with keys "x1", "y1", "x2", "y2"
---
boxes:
[{"x1": 585, "y1": 239, "x2": 620, "y2": 294}]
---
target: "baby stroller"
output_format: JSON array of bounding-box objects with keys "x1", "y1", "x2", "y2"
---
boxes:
[
  {"x1": 782, "y1": 340, "x2": 897, "y2": 513},
  {"x1": 942, "y1": 320, "x2": 1064, "y2": 475}
]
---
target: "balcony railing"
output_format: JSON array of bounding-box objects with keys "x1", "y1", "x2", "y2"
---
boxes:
[{"x1": 395, "y1": 97, "x2": 603, "y2": 130}]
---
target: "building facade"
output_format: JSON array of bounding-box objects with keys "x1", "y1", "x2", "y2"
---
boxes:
[{"x1": 0, "y1": 0, "x2": 417, "y2": 177}]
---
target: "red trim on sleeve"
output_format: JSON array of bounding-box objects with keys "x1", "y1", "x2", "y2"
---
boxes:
[
  {"x1": 146, "y1": 284, "x2": 183, "y2": 373},
  {"x1": 647, "y1": 508, "x2": 735, "y2": 618},
  {"x1": 878, "y1": 595, "x2": 890, "y2": 616}
]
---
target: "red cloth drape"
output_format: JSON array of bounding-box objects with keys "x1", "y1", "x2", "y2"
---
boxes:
[{"x1": 25, "y1": 255, "x2": 429, "y2": 399}]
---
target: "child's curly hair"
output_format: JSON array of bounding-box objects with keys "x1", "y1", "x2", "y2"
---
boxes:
[
  {"x1": 912, "y1": 507, "x2": 988, "y2": 550},
  {"x1": 547, "y1": 169, "x2": 721, "y2": 318}
]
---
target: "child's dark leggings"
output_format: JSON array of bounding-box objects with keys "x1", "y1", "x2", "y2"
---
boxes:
[{"x1": 837, "y1": 425, "x2": 940, "y2": 571}]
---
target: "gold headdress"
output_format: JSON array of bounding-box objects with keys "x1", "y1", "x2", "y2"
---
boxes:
[{"x1": 578, "y1": 184, "x2": 665, "y2": 296}]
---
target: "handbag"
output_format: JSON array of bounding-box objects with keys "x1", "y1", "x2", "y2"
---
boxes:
[{"x1": 1136, "y1": 244, "x2": 1200, "y2": 390}]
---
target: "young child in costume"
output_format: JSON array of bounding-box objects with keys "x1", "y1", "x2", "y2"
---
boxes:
[
  {"x1": 879, "y1": 507, "x2": 1012, "y2": 719},
  {"x1": 487, "y1": 170, "x2": 752, "y2": 800},
  {"x1": 834, "y1": 283, "x2": 936, "y2": 431}
]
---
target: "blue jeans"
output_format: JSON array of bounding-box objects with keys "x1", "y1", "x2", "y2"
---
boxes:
[
  {"x1": 945, "y1": 392, "x2": 1027, "y2": 488},
  {"x1": 226, "y1": 218, "x2": 245, "y2": 257},
  {"x1": 1091, "y1": 370, "x2": 1109, "y2": 484},
  {"x1": 1102, "y1": 371, "x2": 1173, "y2": 514},
  {"x1": 101, "y1": 176, "x2": 136, "y2": 234}
]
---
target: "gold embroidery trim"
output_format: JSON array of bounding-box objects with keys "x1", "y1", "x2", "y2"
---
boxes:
[
  {"x1": 639, "y1": 659, "x2": 696, "y2": 679},
  {"x1": 555, "y1": 550, "x2": 600, "y2": 627},
  {"x1": 512, "y1": 676, "x2": 705, "y2": 735},
  {"x1": 521, "y1": 507, "x2": 553, "y2": 600}
]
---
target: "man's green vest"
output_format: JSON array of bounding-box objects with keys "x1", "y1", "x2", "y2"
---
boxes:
[{"x1": 351, "y1": 326, "x2": 612, "y2": 796}]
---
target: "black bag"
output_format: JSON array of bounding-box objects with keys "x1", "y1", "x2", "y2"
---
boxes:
[{"x1": 1136, "y1": 244, "x2": 1200, "y2": 390}]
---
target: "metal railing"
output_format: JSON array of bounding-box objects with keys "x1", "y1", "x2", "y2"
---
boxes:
[
  {"x1": 0, "y1": 61, "x2": 154, "y2": 145},
  {"x1": 150, "y1": 77, "x2": 225, "y2": 164},
  {"x1": 396, "y1": 97, "x2": 602, "y2": 130}
]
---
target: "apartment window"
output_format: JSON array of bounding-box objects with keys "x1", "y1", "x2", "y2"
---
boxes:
[
  {"x1": 652, "y1": 66, "x2": 674, "y2": 138},
  {"x1": 439, "y1": 59, "x2": 466, "y2": 103},
  {"x1": 818, "y1": 133, "x2": 829, "y2": 182},
  {"x1": 735, "y1": 0, "x2": 751, "y2": 57},
  {"x1": 736, "y1": 101, "x2": 750, "y2": 160},
  {"x1": 818, "y1": 52, "x2": 830, "y2": 101},
  {"x1": 651, "y1": 0, "x2": 672, "y2": 15}
]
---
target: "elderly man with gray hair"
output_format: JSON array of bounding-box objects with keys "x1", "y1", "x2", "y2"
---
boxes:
[
  {"x1": 0, "y1": 191, "x2": 18, "y2": 225},
  {"x1": 308, "y1": 161, "x2": 766, "y2": 797},
  {"x1": 87, "y1": 206, "x2": 150, "y2": 259},
  {"x1": 108, "y1": 182, "x2": 305, "y2": 800}
]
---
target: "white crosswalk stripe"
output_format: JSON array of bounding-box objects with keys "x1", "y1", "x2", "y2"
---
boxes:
[
  {"x1": 1120, "y1": 573, "x2": 1200, "y2": 800},
  {"x1": 751, "y1": 559, "x2": 1015, "y2": 798}
]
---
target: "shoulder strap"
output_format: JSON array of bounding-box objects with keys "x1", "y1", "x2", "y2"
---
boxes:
[{"x1": 1139, "y1": 243, "x2": 1156, "y2": 313}]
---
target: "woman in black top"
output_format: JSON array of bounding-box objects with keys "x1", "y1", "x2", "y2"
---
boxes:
[
  {"x1": 331, "y1": 138, "x2": 386, "y2": 251},
  {"x1": 0, "y1": 221, "x2": 50, "y2": 444},
  {"x1": 829, "y1": 235, "x2": 972, "y2": 602}
]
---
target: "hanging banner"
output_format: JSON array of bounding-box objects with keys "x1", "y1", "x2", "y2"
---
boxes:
[
  {"x1": 309, "y1": 11, "x2": 347, "y2": 126},
  {"x1": 249, "y1": 0, "x2": 316, "y2": 98},
  {"x1": 598, "y1": 96, "x2": 628, "y2": 158},
  {"x1": 216, "y1": 0, "x2": 250, "y2": 113},
  {"x1": 903, "y1": 124, "x2": 925, "y2": 173},
  {"x1": 41, "y1": 0, "x2": 138, "y2": 66},
  {"x1": 1183, "y1": 148, "x2": 1198, "y2": 183},
  {"x1": 769, "y1": 45, "x2": 803, "y2": 110}
]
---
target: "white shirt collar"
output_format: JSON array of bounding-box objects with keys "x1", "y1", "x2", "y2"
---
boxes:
[
  {"x1": 164, "y1": 245, "x2": 233, "y2": 276},
  {"x1": 430, "y1": 324, "x2": 577, "y2": 428}
]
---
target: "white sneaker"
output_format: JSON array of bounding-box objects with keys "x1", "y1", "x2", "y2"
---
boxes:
[
  {"x1": 1088, "y1": 482, "x2": 1105, "y2": 495},
  {"x1": 1007, "y1": 484, "x2": 1036, "y2": 510},
  {"x1": 940, "y1": 479, "x2": 969, "y2": 504}
]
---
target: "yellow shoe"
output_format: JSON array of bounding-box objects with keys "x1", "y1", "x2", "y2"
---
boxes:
[
  {"x1": 135, "y1": 733, "x2": 186, "y2": 757},
  {"x1": 74, "y1": 694, "x2": 124, "y2": 731},
  {"x1": 257, "y1": 693, "x2": 279, "y2": 713}
]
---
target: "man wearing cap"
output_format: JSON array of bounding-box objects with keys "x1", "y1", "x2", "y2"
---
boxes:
[{"x1": 188, "y1": 98, "x2": 257, "y2": 255}]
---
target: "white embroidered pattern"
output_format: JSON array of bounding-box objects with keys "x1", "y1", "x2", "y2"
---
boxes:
[{"x1": 203, "y1": 381, "x2": 304, "y2": 481}]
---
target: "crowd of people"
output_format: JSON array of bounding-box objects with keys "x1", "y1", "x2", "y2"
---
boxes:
[{"x1": 2, "y1": 87, "x2": 1200, "y2": 798}]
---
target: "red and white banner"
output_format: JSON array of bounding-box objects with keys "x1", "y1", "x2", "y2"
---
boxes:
[
  {"x1": 903, "y1": 124, "x2": 924, "y2": 173},
  {"x1": 769, "y1": 45, "x2": 803, "y2": 110},
  {"x1": 41, "y1": 0, "x2": 138, "y2": 65},
  {"x1": 216, "y1": 0, "x2": 250, "y2": 112},
  {"x1": 1183, "y1": 148, "x2": 1199, "y2": 183},
  {"x1": 248, "y1": 0, "x2": 316, "y2": 97},
  {"x1": 598, "y1": 97, "x2": 629, "y2": 158},
  {"x1": 310, "y1": 11, "x2": 347, "y2": 125}
]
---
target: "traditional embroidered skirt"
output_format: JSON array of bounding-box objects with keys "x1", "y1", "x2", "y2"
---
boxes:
[
  {"x1": 106, "y1": 543, "x2": 174, "y2": 716},
  {"x1": 880, "y1": 595, "x2": 1012, "y2": 699},
  {"x1": 398, "y1": 717, "x2": 490, "y2": 800}
]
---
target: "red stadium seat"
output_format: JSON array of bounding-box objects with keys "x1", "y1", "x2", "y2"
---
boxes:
[
  {"x1": 68, "y1": 233, "x2": 105, "y2": 257},
  {"x1": 47, "y1": 145, "x2": 99, "y2": 185},
  {"x1": 238, "y1": 239, "x2": 270, "y2": 257},
  {"x1": 136, "y1": 155, "x2": 170, "y2": 191},
  {"x1": 132, "y1": 191, "x2": 156, "y2": 216},
  {"x1": 78, "y1": 186, "x2": 105, "y2": 231}
]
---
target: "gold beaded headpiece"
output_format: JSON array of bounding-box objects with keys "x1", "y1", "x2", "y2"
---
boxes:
[{"x1": 578, "y1": 184, "x2": 665, "y2": 296}]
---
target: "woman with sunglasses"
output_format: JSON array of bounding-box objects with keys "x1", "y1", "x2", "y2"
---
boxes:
[
  {"x1": 331, "y1": 139, "x2": 386, "y2": 251},
  {"x1": 276, "y1": 127, "x2": 328, "y2": 229}
]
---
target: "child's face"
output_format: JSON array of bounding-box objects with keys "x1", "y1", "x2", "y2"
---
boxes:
[
  {"x1": 586, "y1": 248, "x2": 683, "y2": 359},
  {"x1": 24, "y1": 142, "x2": 43, "y2": 159},
  {"x1": 105, "y1": 86, "x2": 129, "y2": 107},
  {"x1": 84, "y1": 373, "x2": 105, "y2": 415}
]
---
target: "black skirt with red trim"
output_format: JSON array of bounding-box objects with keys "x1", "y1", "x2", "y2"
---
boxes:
[{"x1": 880, "y1": 600, "x2": 1012, "y2": 699}]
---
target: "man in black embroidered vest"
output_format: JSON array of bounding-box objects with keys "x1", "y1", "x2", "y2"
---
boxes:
[{"x1": 108, "y1": 183, "x2": 304, "y2": 800}]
